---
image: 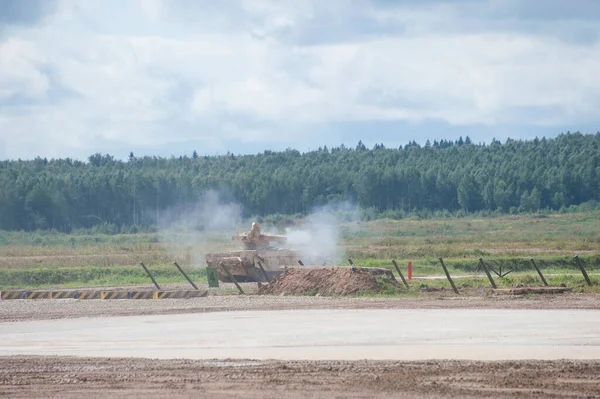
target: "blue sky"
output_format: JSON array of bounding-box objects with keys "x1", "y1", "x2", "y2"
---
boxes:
[{"x1": 0, "y1": 0, "x2": 599, "y2": 160}]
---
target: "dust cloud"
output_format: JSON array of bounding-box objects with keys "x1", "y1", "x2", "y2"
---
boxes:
[
  {"x1": 283, "y1": 202, "x2": 361, "y2": 266},
  {"x1": 157, "y1": 190, "x2": 243, "y2": 265},
  {"x1": 157, "y1": 191, "x2": 361, "y2": 267}
]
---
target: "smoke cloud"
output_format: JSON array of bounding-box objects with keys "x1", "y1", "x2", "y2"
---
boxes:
[
  {"x1": 157, "y1": 189, "x2": 243, "y2": 265},
  {"x1": 283, "y1": 201, "x2": 361, "y2": 266},
  {"x1": 158, "y1": 189, "x2": 242, "y2": 232},
  {"x1": 156, "y1": 191, "x2": 363, "y2": 267}
]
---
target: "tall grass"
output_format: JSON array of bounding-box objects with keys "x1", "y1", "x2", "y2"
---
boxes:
[
  {"x1": 354, "y1": 255, "x2": 600, "y2": 276},
  {"x1": 0, "y1": 265, "x2": 207, "y2": 289},
  {"x1": 1, "y1": 211, "x2": 598, "y2": 290}
]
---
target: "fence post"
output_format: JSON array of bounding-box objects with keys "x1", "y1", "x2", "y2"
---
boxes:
[
  {"x1": 173, "y1": 261, "x2": 199, "y2": 290},
  {"x1": 140, "y1": 262, "x2": 161, "y2": 290},
  {"x1": 392, "y1": 260, "x2": 410, "y2": 289},
  {"x1": 439, "y1": 257, "x2": 459, "y2": 294},
  {"x1": 530, "y1": 258, "x2": 548, "y2": 286},
  {"x1": 478, "y1": 258, "x2": 497, "y2": 289},
  {"x1": 257, "y1": 261, "x2": 271, "y2": 283},
  {"x1": 574, "y1": 255, "x2": 593, "y2": 286},
  {"x1": 220, "y1": 262, "x2": 245, "y2": 294}
]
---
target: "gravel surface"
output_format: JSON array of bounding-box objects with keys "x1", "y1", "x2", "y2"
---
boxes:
[
  {"x1": 2, "y1": 288, "x2": 600, "y2": 397},
  {"x1": 1, "y1": 356, "x2": 599, "y2": 398},
  {"x1": 2, "y1": 292, "x2": 600, "y2": 322}
]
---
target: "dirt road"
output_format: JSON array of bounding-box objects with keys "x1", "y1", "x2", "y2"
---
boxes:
[
  {"x1": 2, "y1": 309, "x2": 600, "y2": 360},
  {"x1": 2, "y1": 294, "x2": 600, "y2": 397},
  {"x1": 1, "y1": 356, "x2": 599, "y2": 398},
  {"x1": 2, "y1": 293, "x2": 600, "y2": 322}
]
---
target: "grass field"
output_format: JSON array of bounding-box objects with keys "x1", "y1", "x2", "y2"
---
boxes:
[{"x1": 0, "y1": 211, "x2": 598, "y2": 291}]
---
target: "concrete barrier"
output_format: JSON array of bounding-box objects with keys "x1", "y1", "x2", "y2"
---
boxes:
[
  {"x1": 153, "y1": 290, "x2": 208, "y2": 299},
  {"x1": 51, "y1": 291, "x2": 74, "y2": 299},
  {"x1": 26, "y1": 291, "x2": 52, "y2": 299},
  {"x1": 72, "y1": 291, "x2": 102, "y2": 300},
  {"x1": 100, "y1": 291, "x2": 129, "y2": 300},
  {"x1": 1, "y1": 290, "x2": 27, "y2": 300},
  {"x1": 1, "y1": 289, "x2": 207, "y2": 300},
  {"x1": 129, "y1": 291, "x2": 154, "y2": 299}
]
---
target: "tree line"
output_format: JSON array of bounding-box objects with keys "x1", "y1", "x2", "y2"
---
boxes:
[{"x1": 0, "y1": 132, "x2": 599, "y2": 232}]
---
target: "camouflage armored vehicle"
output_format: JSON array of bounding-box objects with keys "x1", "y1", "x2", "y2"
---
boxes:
[{"x1": 205, "y1": 222, "x2": 300, "y2": 282}]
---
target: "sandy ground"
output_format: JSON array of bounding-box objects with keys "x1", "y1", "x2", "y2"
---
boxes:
[
  {"x1": 2, "y1": 293, "x2": 600, "y2": 397},
  {"x1": 3, "y1": 309, "x2": 599, "y2": 361},
  {"x1": 2, "y1": 292, "x2": 600, "y2": 322},
  {"x1": 1, "y1": 357, "x2": 599, "y2": 398}
]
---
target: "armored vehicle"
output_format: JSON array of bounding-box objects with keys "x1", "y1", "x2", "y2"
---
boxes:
[{"x1": 205, "y1": 222, "x2": 299, "y2": 282}]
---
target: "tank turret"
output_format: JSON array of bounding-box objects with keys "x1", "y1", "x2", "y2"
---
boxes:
[
  {"x1": 205, "y1": 222, "x2": 297, "y2": 282},
  {"x1": 231, "y1": 222, "x2": 287, "y2": 250}
]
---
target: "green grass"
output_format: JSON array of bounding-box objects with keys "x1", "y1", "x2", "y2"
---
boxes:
[
  {"x1": 352, "y1": 255, "x2": 600, "y2": 276},
  {"x1": 1, "y1": 211, "x2": 599, "y2": 293},
  {"x1": 2, "y1": 263, "x2": 598, "y2": 294},
  {"x1": 0, "y1": 230, "x2": 160, "y2": 246},
  {"x1": 352, "y1": 272, "x2": 600, "y2": 298},
  {"x1": 0, "y1": 265, "x2": 207, "y2": 290}
]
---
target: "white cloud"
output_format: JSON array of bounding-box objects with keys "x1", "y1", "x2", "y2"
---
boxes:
[
  {"x1": 1, "y1": 0, "x2": 599, "y2": 160},
  {"x1": 0, "y1": 39, "x2": 49, "y2": 101}
]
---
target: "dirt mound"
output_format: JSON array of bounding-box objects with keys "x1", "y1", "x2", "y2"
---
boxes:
[{"x1": 257, "y1": 267, "x2": 401, "y2": 296}]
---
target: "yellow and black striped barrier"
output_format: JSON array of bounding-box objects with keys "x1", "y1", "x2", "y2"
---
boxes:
[
  {"x1": 100, "y1": 291, "x2": 129, "y2": 300},
  {"x1": 1, "y1": 289, "x2": 208, "y2": 300},
  {"x1": 26, "y1": 291, "x2": 53, "y2": 299},
  {"x1": 72, "y1": 291, "x2": 102, "y2": 300},
  {"x1": 152, "y1": 290, "x2": 207, "y2": 299},
  {"x1": 1, "y1": 290, "x2": 26, "y2": 300},
  {"x1": 129, "y1": 291, "x2": 154, "y2": 299},
  {"x1": 52, "y1": 291, "x2": 77, "y2": 299}
]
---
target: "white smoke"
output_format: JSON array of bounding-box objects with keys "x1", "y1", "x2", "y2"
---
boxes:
[
  {"x1": 158, "y1": 189, "x2": 241, "y2": 232},
  {"x1": 284, "y1": 201, "x2": 361, "y2": 266},
  {"x1": 157, "y1": 189, "x2": 243, "y2": 265},
  {"x1": 156, "y1": 192, "x2": 362, "y2": 267},
  {"x1": 195, "y1": 190, "x2": 242, "y2": 231}
]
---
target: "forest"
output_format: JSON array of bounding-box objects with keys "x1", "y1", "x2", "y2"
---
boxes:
[{"x1": 0, "y1": 132, "x2": 599, "y2": 233}]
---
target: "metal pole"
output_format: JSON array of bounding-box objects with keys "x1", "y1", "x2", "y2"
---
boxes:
[
  {"x1": 530, "y1": 258, "x2": 548, "y2": 286},
  {"x1": 257, "y1": 261, "x2": 271, "y2": 283},
  {"x1": 140, "y1": 262, "x2": 161, "y2": 290},
  {"x1": 574, "y1": 255, "x2": 593, "y2": 286},
  {"x1": 439, "y1": 257, "x2": 459, "y2": 294},
  {"x1": 392, "y1": 260, "x2": 409, "y2": 289},
  {"x1": 173, "y1": 261, "x2": 198, "y2": 290},
  {"x1": 220, "y1": 263, "x2": 244, "y2": 294},
  {"x1": 478, "y1": 258, "x2": 497, "y2": 289}
]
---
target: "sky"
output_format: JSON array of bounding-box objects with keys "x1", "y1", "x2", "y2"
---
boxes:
[{"x1": 0, "y1": 0, "x2": 599, "y2": 161}]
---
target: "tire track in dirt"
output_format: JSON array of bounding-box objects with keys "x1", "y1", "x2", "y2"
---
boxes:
[{"x1": 1, "y1": 357, "x2": 598, "y2": 398}]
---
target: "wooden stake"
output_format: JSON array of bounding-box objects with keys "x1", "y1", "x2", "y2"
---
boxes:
[
  {"x1": 220, "y1": 262, "x2": 245, "y2": 294},
  {"x1": 140, "y1": 262, "x2": 161, "y2": 290},
  {"x1": 439, "y1": 257, "x2": 459, "y2": 294},
  {"x1": 530, "y1": 258, "x2": 548, "y2": 286},
  {"x1": 173, "y1": 261, "x2": 199, "y2": 290},
  {"x1": 574, "y1": 255, "x2": 593, "y2": 286},
  {"x1": 392, "y1": 260, "x2": 410, "y2": 289},
  {"x1": 257, "y1": 261, "x2": 271, "y2": 283},
  {"x1": 479, "y1": 258, "x2": 497, "y2": 289}
]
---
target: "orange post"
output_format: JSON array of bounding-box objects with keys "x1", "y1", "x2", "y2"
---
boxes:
[{"x1": 408, "y1": 261, "x2": 412, "y2": 280}]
